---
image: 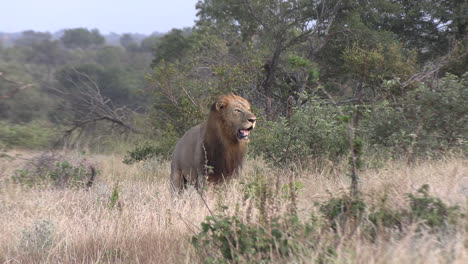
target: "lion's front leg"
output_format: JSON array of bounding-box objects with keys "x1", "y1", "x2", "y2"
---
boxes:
[{"x1": 170, "y1": 169, "x2": 184, "y2": 194}]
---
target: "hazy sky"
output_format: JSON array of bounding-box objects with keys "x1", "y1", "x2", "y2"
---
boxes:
[{"x1": 0, "y1": 0, "x2": 199, "y2": 34}]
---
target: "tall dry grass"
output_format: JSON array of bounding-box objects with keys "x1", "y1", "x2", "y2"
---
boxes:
[{"x1": 0, "y1": 150, "x2": 466, "y2": 263}]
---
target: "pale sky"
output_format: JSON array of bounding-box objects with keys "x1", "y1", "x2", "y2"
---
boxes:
[{"x1": 0, "y1": 0, "x2": 199, "y2": 34}]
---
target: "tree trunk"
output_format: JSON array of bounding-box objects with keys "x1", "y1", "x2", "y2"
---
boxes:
[{"x1": 263, "y1": 49, "x2": 281, "y2": 120}]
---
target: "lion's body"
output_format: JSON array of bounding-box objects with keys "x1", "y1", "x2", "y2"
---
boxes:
[{"x1": 170, "y1": 95, "x2": 256, "y2": 193}]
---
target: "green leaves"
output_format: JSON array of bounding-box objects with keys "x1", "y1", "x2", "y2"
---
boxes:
[
  {"x1": 60, "y1": 28, "x2": 105, "y2": 49},
  {"x1": 251, "y1": 98, "x2": 350, "y2": 165}
]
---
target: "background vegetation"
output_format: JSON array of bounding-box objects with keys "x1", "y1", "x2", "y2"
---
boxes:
[{"x1": 1, "y1": 0, "x2": 465, "y2": 160}]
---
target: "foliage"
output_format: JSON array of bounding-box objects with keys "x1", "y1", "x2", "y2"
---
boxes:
[
  {"x1": 140, "y1": 34, "x2": 162, "y2": 52},
  {"x1": 1, "y1": 28, "x2": 153, "y2": 152},
  {"x1": 14, "y1": 30, "x2": 52, "y2": 47},
  {"x1": 148, "y1": 61, "x2": 207, "y2": 136},
  {"x1": 119, "y1": 33, "x2": 139, "y2": 51},
  {"x1": 192, "y1": 214, "x2": 312, "y2": 263},
  {"x1": 151, "y1": 28, "x2": 193, "y2": 67},
  {"x1": 109, "y1": 182, "x2": 121, "y2": 209},
  {"x1": 319, "y1": 194, "x2": 367, "y2": 230},
  {"x1": 319, "y1": 184, "x2": 463, "y2": 234},
  {"x1": 123, "y1": 133, "x2": 178, "y2": 164},
  {"x1": 363, "y1": 73, "x2": 468, "y2": 156},
  {"x1": 407, "y1": 184, "x2": 462, "y2": 230},
  {"x1": 0, "y1": 121, "x2": 57, "y2": 150},
  {"x1": 0, "y1": 63, "x2": 57, "y2": 123},
  {"x1": 60, "y1": 28, "x2": 105, "y2": 49},
  {"x1": 193, "y1": 182, "x2": 464, "y2": 263},
  {"x1": 12, "y1": 152, "x2": 97, "y2": 188},
  {"x1": 123, "y1": 144, "x2": 160, "y2": 165},
  {"x1": 0, "y1": 0, "x2": 466, "y2": 163},
  {"x1": 342, "y1": 42, "x2": 416, "y2": 94},
  {"x1": 367, "y1": 197, "x2": 403, "y2": 233},
  {"x1": 251, "y1": 98, "x2": 349, "y2": 165},
  {"x1": 55, "y1": 63, "x2": 133, "y2": 106}
]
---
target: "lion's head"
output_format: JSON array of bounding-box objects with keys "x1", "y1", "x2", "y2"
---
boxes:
[{"x1": 210, "y1": 94, "x2": 256, "y2": 142}]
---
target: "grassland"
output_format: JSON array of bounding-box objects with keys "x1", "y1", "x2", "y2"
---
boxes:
[{"x1": 0, "y1": 150, "x2": 467, "y2": 263}]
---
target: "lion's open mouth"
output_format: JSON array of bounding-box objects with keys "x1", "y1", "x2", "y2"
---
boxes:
[{"x1": 237, "y1": 126, "x2": 253, "y2": 140}]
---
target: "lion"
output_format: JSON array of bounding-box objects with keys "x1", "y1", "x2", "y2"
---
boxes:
[{"x1": 170, "y1": 94, "x2": 256, "y2": 193}]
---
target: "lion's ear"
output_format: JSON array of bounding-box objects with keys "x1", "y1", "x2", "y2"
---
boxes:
[{"x1": 215, "y1": 102, "x2": 226, "y2": 111}]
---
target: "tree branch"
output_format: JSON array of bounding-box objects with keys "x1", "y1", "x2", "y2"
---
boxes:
[
  {"x1": 55, "y1": 67, "x2": 142, "y2": 135},
  {"x1": 0, "y1": 72, "x2": 35, "y2": 99}
]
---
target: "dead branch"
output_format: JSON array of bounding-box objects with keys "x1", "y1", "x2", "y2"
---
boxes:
[
  {"x1": 401, "y1": 49, "x2": 468, "y2": 89},
  {"x1": 55, "y1": 67, "x2": 142, "y2": 136},
  {"x1": 0, "y1": 72, "x2": 35, "y2": 99}
]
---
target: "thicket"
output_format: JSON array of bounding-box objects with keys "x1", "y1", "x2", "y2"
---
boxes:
[
  {"x1": 192, "y1": 171, "x2": 465, "y2": 263},
  {"x1": 12, "y1": 152, "x2": 97, "y2": 188}
]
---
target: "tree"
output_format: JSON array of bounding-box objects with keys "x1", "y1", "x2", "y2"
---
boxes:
[
  {"x1": 120, "y1": 33, "x2": 139, "y2": 52},
  {"x1": 338, "y1": 0, "x2": 467, "y2": 61},
  {"x1": 151, "y1": 28, "x2": 193, "y2": 67},
  {"x1": 0, "y1": 72, "x2": 34, "y2": 100},
  {"x1": 55, "y1": 64, "x2": 132, "y2": 106},
  {"x1": 196, "y1": 0, "x2": 343, "y2": 119},
  {"x1": 53, "y1": 67, "x2": 140, "y2": 136},
  {"x1": 140, "y1": 35, "x2": 162, "y2": 53},
  {"x1": 60, "y1": 28, "x2": 105, "y2": 49},
  {"x1": 14, "y1": 30, "x2": 52, "y2": 47}
]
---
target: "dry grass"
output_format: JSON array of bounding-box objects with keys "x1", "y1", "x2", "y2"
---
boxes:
[{"x1": 0, "y1": 150, "x2": 467, "y2": 263}]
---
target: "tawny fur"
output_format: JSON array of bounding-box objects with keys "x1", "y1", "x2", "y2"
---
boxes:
[{"x1": 170, "y1": 94, "x2": 256, "y2": 193}]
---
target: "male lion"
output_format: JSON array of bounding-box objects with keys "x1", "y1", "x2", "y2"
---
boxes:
[{"x1": 170, "y1": 94, "x2": 256, "y2": 193}]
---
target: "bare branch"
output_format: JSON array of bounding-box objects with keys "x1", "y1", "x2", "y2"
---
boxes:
[
  {"x1": 0, "y1": 72, "x2": 35, "y2": 99},
  {"x1": 55, "y1": 67, "x2": 142, "y2": 136},
  {"x1": 402, "y1": 49, "x2": 468, "y2": 88}
]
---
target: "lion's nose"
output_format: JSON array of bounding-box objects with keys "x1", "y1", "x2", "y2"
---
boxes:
[{"x1": 248, "y1": 118, "x2": 256, "y2": 123}]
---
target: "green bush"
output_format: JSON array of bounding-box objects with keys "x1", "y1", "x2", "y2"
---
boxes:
[
  {"x1": 319, "y1": 194, "x2": 367, "y2": 231},
  {"x1": 192, "y1": 184, "x2": 464, "y2": 262},
  {"x1": 123, "y1": 144, "x2": 161, "y2": 164},
  {"x1": 319, "y1": 185, "x2": 463, "y2": 235},
  {"x1": 367, "y1": 198, "x2": 403, "y2": 233},
  {"x1": 192, "y1": 214, "x2": 313, "y2": 263},
  {"x1": 363, "y1": 73, "x2": 468, "y2": 157},
  {"x1": 12, "y1": 152, "x2": 97, "y2": 188},
  {"x1": 407, "y1": 184, "x2": 462, "y2": 231},
  {"x1": 250, "y1": 98, "x2": 349, "y2": 165},
  {"x1": 123, "y1": 130, "x2": 178, "y2": 164},
  {"x1": 0, "y1": 121, "x2": 57, "y2": 150}
]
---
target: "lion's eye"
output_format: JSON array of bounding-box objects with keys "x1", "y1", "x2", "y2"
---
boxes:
[{"x1": 235, "y1": 109, "x2": 242, "y2": 113}]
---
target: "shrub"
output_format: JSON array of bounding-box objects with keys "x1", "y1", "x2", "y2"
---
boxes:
[
  {"x1": 192, "y1": 184, "x2": 464, "y2": 262},
  {"x1": 367, "y1": 198, "x2": 403, "y2": 234},
  {"x1": 363, "y1": 73, "x2": 468, "y2": 157},
  {"x1": 123, "y1": 131, "x2": 178, "y2": 164},
  {"x1": 250, "y1": 98, "x2": 349, "y2": 165},
  {"x1": 123, "y1": 144, "x2": 161, "y2": 164},
  {"x1": 0, "y1": 121, "x2": 57, "y2": 150},
  {"x1": 319, "y1": 194, "x2": 367, "y2": 231},
  {"x1": 320, "y1": 185, "x2": 463, "y2": 236},
  {"x1": 407, "y1": 184, "x2": 462, "y2": 231},
  {"x1": 12, "y1": 152, "x2": 97, "y2": 188},
  {"x1": 192, "y1": 214, "x2": 313, "y2": 263}
]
